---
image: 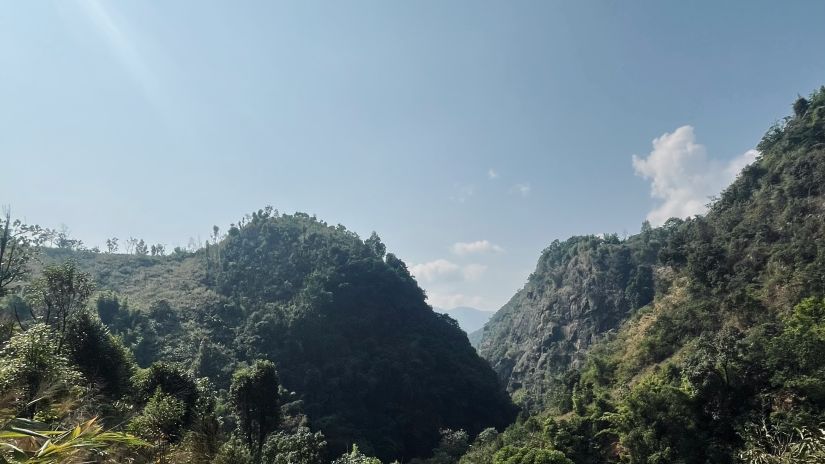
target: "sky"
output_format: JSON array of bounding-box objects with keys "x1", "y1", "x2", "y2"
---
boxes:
[{"x1": 2, "y1": 1, "x2": 824, "y2": 311}]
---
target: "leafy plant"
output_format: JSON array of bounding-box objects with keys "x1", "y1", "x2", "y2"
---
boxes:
[
  {"x1": 738, "y1": 423, "x2": 825, "y2": 464},
  {"x1": 0, "y1": 398, "x2": 148, "y2": 463}
]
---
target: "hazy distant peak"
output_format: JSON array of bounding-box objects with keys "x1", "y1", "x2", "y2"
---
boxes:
[{"x1": 437, "y1": 306, "x2": 495, "y2": 334}]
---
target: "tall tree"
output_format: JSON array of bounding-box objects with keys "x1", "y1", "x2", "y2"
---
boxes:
[
  {"x1": 25, "y1": 261, "x2": 94, "y2": 352},
  {"x1": 105, "y1": 237, "x2": 119, "y2": 253},
  {"x1": 125, "y1": 237, "x2": 138, "y2": 254},
  {"x1": 229, "y1": 360, "x2": 281, "y2": 458},
  {"x1": 135, "y1": 239, "x2": 149, "y2": 255},
  {"x1": 365, "y1": 232, "x2": 386, "y2": 258},
  {"x1": 55, "y1": 224, "x2": 83, "y2": 250},
  {"x1": 0, "y1": 208, "x2": 48, "y2": 298}
]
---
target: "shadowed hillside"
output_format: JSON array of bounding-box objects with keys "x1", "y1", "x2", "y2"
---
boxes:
[{"x1": 40, "y1": 211, "x2": 517, "y2": 461}]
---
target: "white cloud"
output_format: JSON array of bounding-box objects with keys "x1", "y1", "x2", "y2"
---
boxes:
[
  {"x1": 410, "y1": 259, "x2": 461, "y2": 282},
  {"x1": 426, "y1": 292, "x2": 485, "y2": 310},
  {"x1": 632, "y1": 125, "x2": 757, "y2": 226},
  {"x1": 726, "y1": 149, "x2": 759, "y2": 178},
  {"x1": 462, "y1": 264, "x2": 488, "y2": 281},
  {"x1": 410, "y1": 259, "x2": 487, "y2": 283},
  {"x1": 510, "y1": 183, "x2": 531, "y2": 197},
  {"x1": 451, "y1": 240, "x2": 504, "y2": 256},
  {"x1": 488, "y1": 168, "x2": 499, "y2": 180}
]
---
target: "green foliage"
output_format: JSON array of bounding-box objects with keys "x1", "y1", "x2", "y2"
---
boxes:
[
  {"x1": 133, "y1": 362, "x2": 200, "y2": 437},
  {"x1": 135, "y1": 239, "x2": 149, "y2": 256},
  {"x1": 0, "y1": 413, "x2": 149, "y2": 463},
  {"x1": 762, "y1": 297, "x2": 825, "y2": 419},
  {"x1": 541, "y1": 414, "x2": 614, "y2": 464},
  {"x1": 0, "y1": 210, "x2": 51, "y2": 299},
  {"x1": 738, "y1": 423, "x2": 825, "y2": 464},
  {"x1": 183, "y1": 378, "x2": 225, "y2": 462},
  {"x1": 261, "y1": 426, "x2": 327, "y2": 464},
  {"x1": 492, "y1": 446, "x2": 573, "y2": 464},
  {"x1": 0, "y1": 296, "x2": 28, "y2": 337},
  {"x1": 229, "y1": 360, "x2": 281, "y2": 457},
  {"x1": 793, "y1": 96, "x2": 810, "y2": 118},
  {"x1": 616, "y1": 375, "x2": 704, "y2": 463},
  {"x1": 458, "y1": 428, "x2": 500, "y2": 464},
  {"x1": 332, "y1": 445, "x2": 382, "y2": 464},
  {"x1": 0, "y1": 324, "x2": 83, "y2": 411},
  {"x1": 94, "y1": 293, "x2": 159, "y2": 367},
  {"x1": 24, "y1": 262, "x2": 93, "y2": 353},
  {"x1": 95, "y1": 292, "x2": 121, "y2": 326},
  {"x1": 64, "y1": 310, "x2": 136, "y2": 398},
  {"x1": 364, "y1": 232, "x2": 387, "y2": 259},
  {"x1": 192, "y1": 339, "x2": 234, "y2": 388},
  {"x1": 480, "y1": 230, "x2": 665, "y2": 412},
  {"x1": 212, "y1": 436, "x2": 254, "y2": 464},
  {"x1": 213, "y1": 212, "x2": 515, "y2": 460},
  {"x1": 129, "y1": 388, "x2": 188, "y2": 444},
  {"x1": 33, "y1": 210, "x2": 514, "y2": 462},
  {"x1": 416, "y1": 429, "x2": 470, "y2": 464}
]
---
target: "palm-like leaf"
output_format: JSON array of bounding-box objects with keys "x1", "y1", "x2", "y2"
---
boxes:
[{"x1": 0, "y1": 414, "x2": 149, "y2": 463}]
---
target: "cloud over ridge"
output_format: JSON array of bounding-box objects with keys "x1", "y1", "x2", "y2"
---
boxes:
[
  {"x1": 410, "y1": 259, "x2": 487, "y2": 283},
  {"x1": 632, "y1": 125, "x2": 757, "y2": 226}
]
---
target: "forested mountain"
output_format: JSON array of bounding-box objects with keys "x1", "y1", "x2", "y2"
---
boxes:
[
  {"x1": 1, "y1": 211, "x2": 515, "y2": 463},
  {"x1": 202, "y1": 213, "x2": 516, "y2": 459},
  {"x1": 478, "y1": 232, "x2": 659, "y2": 411},
  {"x1": 468, "y1": 88, "x2": 825, "y2": 463}
]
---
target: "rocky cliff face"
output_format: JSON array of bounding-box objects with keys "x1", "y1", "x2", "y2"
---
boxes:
[
  {"x1": 479, "y1": 89, "x2": 825, "y2": 414},
  {"x1": 478, "y1": 232, "x2": 661, "y2": 410}
]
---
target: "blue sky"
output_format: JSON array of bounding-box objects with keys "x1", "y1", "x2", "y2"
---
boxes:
[{"x1": 2, "y1": 1, "x2": 824, "y2": 310}]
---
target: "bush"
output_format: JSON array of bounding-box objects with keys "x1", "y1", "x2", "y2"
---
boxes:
[
  {"x1": 261, "y1": 426, "x2": 327, "y2": 464},
  {"x1": 133, "y1": 362, "x2": 199, "y2": 417},
  {"x1": 332, "y1": 445, "x2": 382, "y2": 464},
  {"x1": 128, "y1": 388, "x2": 187, "y2": 444},
  {"x1": 492, "y1": 446, "x2": 573, "y2": 464},
  {"x1": 65, "y1": 310, "x2": 136, "y2": 398},
  {"x1": 213, "y1": 436, "x2": 253, "y2": 464},
  {"x1": 0, "y1": 324, "x2": 83, "y2": 411}
]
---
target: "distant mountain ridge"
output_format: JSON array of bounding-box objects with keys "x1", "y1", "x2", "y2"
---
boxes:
[{"x1": 437, "y1": 306, "x2": 494, "y2": 334}]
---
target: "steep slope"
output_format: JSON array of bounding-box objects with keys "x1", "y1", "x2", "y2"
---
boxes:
[
  {"x1": 477, "y1": 232, "x2": 661, "y2": 410},
  {"x1": 467, "y1": 327, "x2": 483, "y2": 349},
  {"x1": 470, "y1": 88, "x2": 825, "y2": 463},
  {"x1": 46, "y1": 212, "x2": 516, "y2": 461}
]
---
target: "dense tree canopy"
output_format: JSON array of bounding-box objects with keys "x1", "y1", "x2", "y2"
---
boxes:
[{"x1": 24, "y1": 208, "x2": 515, "y2": 462}]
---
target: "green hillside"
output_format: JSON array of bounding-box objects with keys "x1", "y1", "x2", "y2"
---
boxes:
[
  {"x1": 2, "y1": 211, "x2": 515, "y2": 463},
  {"x1": 470, "y1": 88, "x2": 825, "y2": 463}
]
